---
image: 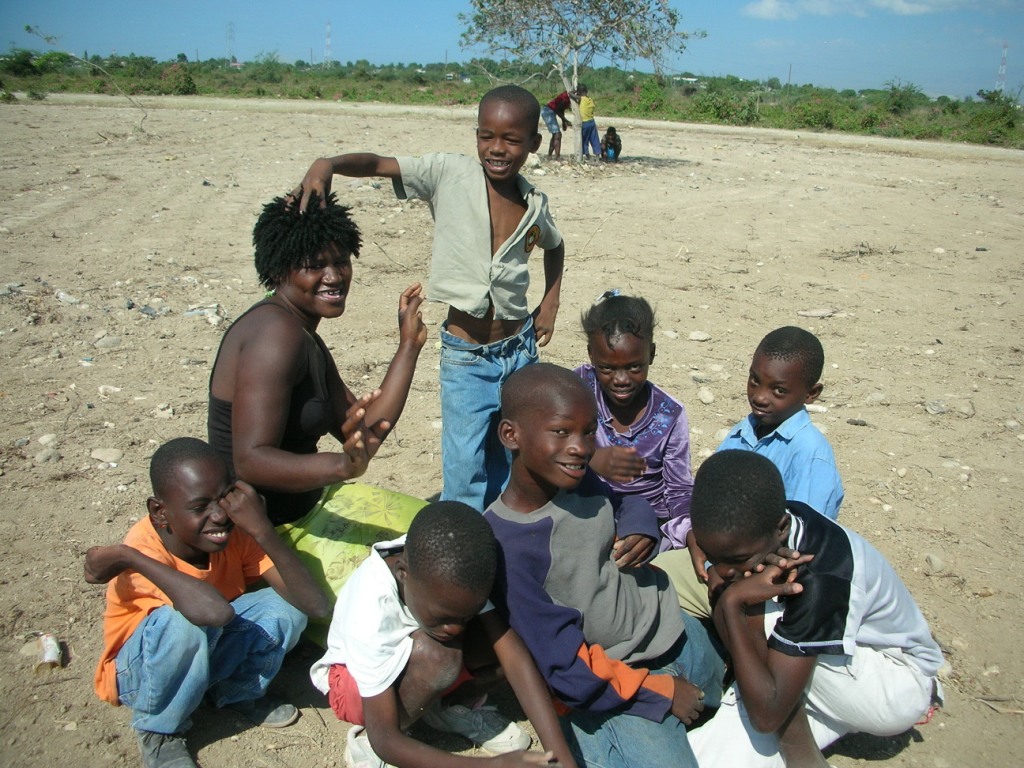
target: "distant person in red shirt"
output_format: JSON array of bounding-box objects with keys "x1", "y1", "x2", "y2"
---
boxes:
[{"x1": 540, "y1": 90, "x2": 574, "y2": 160}]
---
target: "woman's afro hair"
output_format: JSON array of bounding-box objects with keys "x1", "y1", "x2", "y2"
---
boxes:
[{"x1": 252, "y1": 189, "x2": 362, "y2": 289}]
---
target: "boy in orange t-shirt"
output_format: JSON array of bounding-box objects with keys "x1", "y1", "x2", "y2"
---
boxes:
[{"x1": 87, "y1": 437, "x2": 328, "y2": 768}]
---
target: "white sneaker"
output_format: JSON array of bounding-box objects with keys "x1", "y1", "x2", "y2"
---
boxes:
[
  {"x1": 421, "y1": 700, "x2": 531, "y2": 754},
  {"x1": 344, "y1": 726, "x2": 395, "y2": 768}
]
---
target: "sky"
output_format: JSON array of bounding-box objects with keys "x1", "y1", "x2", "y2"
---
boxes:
[{"x1": 2, "y1": 1, "x2": 1021, "y2": 98}]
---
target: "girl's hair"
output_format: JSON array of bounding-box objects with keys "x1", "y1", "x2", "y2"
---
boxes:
[
  {"x1": 581, "y1": 291, "x2": 656, "y2": 344},
  {"x1": 252, "y1": 190, "x2": 362, "y2": 289}
]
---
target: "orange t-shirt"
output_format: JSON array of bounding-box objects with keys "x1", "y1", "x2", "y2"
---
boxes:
[{"x1": 93, "y1": 517, "x2": 274, "y2": 705}]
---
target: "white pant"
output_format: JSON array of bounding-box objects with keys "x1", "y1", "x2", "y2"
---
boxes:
[{"x1": 690, "y1": 603, "x2": 937, "y2": 768}]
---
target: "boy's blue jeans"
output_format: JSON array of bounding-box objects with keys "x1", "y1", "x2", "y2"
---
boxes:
[
  {"x1": 438, "y1": 316, "x2": 538, "y2": 512},
  {"x1": 559, "y1": 609, "x2": 725, "y2": 768},
  {"x1": 115, "y1": 588, "x2": 306, "y2": 734}
]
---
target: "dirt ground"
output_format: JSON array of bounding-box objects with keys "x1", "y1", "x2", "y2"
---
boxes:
[{"x1": 0, "y1": 94, "x2": 1021, "y2": 767}]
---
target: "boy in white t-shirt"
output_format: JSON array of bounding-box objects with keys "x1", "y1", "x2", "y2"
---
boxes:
[
  {"x1": 310, "y1": 501, "x2": 576, "y2": 768},
  {"x1": 687, "y1": 451, "x2": 943, "y2": 768}
]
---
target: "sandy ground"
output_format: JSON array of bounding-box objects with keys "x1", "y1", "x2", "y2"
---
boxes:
[{"x1": 1, "y1": 94, "x2": 1022, "y2": 767}]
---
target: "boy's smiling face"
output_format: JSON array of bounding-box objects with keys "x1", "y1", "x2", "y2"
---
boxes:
[
  {"x1": 476, "y1": 99, "x2": 542, "y2": 184},
  {"x1": 746, "y1": 350, "x2": 822, "y2": 432},
  {"x1": 148, "y1": 455, "x2": 234, "y2": 567},
  {"x1": 500, "y1": 389, "x2": 598, "y2": 500}
]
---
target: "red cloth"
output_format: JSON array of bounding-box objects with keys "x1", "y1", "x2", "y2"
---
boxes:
[{"x1": 546, "y1": 92, "x2": 571, "y2": 113}]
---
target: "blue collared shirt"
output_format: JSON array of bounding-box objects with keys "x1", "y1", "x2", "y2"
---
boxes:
[{"x1": 717, "y1": 408, "x2": 844, "y2": 520}]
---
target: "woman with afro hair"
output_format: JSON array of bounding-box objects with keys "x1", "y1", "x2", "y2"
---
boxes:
[{"x1": 208, "y1": 191, "x2": 428, "y2": 641}]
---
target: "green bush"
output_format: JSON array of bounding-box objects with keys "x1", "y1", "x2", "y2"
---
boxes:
[
  {"x1": 792, "y1": 98, "x2": 849, "y2": 130},
  {"x1": 634, "y1": 78, "x2": 666, "y2": 113},
  {"x1": 687, "y1": 91, "x2": 758, "y2": 125},
  {"x1": 2, "y1": 50, "x2": 38, "y2": 77},
  {"x1": 160, "y1": 64, "x2": 197, "y2": 95}
]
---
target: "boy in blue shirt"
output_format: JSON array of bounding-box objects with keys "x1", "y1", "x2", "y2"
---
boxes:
[
  {"x1": 715, "y1": 326, "x2": 843, "y2": 520},
  {"x1": 657, "y1": 326, "x2": 844, "y2": 617}
]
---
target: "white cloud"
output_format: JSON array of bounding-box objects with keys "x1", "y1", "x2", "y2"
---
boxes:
[
  {"x1": 742, "y1": 0, "x2": 1005, "y2": 20},
  {"x1": 743, "y1": 0, "x2": 799, "y2": 20}
]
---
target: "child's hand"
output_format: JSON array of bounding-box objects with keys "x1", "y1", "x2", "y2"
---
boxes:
[
  {"x1": 491, "y1": 751, "x2": 563, "y2": 766},
  {"x1": 760, "y1": 546, "x2": 812, "y2": 573},
  {"x1": 218, "y1": 480, "x2": 272, "y2": 536},
  {"x1": 686, "y1": 534, "x2": 709, "y2": 583},
  {"x1": 670, "y1": 675, "x2": 706, "y2": 725},
  {"x1": 397, "y1": 283, "x2": 427, "y2": 349},
  {"x1": 589, "y1": 446, "x2": 646, "y2": 484},
  {"x1": 612, "y1": 533, "x2": 655, "y2": 568},
  {"x1": 532, "y1": 296, "x2": 560, "y2": 347},
  {"x1": 293, "y1": 158, "x2": 334, "y2": 213},
  {"x1": 723, "y1": 563, "x2": 806, "y2": 608},
  {"x1": 84, "y1": 544, "x2": 131, "y2": 584}
]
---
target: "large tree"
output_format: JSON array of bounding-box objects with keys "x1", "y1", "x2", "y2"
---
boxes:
[{"x1": 460, "y1": 0, "x2": 703, "y2": 157}]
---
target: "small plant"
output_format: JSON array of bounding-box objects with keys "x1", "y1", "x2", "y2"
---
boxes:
[{"x1": 26, "y1": 89, "x2": 46, "y2": 100}]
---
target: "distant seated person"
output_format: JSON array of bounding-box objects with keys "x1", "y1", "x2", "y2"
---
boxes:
[
  {"x1": 310, "y1": 501, "x2": 578, "y2": 768},
  {"x1": 600, "y1": 127, "x2": 622, "y2": 162},
  {"x1": 207, "y1": 190, "x2": 429, "y2": 641},
  {"x1": 87, "y1": 438, "x2": 330, "y2": 768},
  {"x1": 688, "y1": 451, "x2": 944, "y2": 768}
]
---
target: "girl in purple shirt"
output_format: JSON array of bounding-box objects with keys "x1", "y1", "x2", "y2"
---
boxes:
[{"x1": 574, "y1": 292, "x2": 695, "y2": 551}]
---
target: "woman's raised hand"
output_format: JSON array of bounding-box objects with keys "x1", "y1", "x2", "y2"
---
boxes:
[{"x1": 397, "y1": 282, "x2": 427, "y2": 349}]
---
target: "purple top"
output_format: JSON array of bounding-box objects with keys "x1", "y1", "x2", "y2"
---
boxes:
[{"x1": 575, "y1": 364, "x2": 694, "y2": 550}]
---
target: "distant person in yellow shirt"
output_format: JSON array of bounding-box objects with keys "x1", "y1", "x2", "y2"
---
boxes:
[{"x1": 578, "y1": 85, "x2": 601, "y2": 158}]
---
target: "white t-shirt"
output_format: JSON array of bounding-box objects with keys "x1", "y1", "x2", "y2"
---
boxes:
[
  {"x1": 309, "y1": 536, "x2": 419, "y2": 698},
  {"x1": 309, "y1": 534, "x2": 494, "y2": 698}
]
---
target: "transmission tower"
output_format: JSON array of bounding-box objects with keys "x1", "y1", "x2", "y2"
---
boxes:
[
  {"x1": 324, "y1": 20, "x2": 331, "y2": 69},
  {"x1": 227, "y1": 21, "x2": 235, "y2": 63},
  {"x1": 996, "y1": 41, "x2": 1008, "y2": 94}
]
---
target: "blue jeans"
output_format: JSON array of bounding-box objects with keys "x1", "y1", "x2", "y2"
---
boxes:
[
  {"x1": 582, "y1": 120, "x2": 601, "y2": 156},
  {"x1": 559, "y1": 610, "x2": 725, "y2": 768},
  {"x1": 115, "y1": 588, "x2": 307, "y2": 734},
  {"x1": 439, "y1": 316, "x2": 538, "y2": 512}
]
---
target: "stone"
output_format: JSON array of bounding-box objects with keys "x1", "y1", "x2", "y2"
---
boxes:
[
  {"x1": 153, "y1": 403, "x2": 174, "y2": 419},
  {"x1": 697, "y1": 387, "x2": 715, "y2": 405},
  {"x1": 90, "y1": 448, "x2": 124, "y2": 464},
  {"x1": 955, "y1": 400, "x2": 975, "y2": 418},
  {"x1": 38, "y1": 433, "x2": 58, "y2": 447},
  {"x1": 688, "y1": 331, "x2": 711, "y2": 342},
  {"x1": 94, "y1": 336, "x2": 122, "y2": 349},
  {"x1": 35, "y1": 447, "x2": 62, "y2": 464}
]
